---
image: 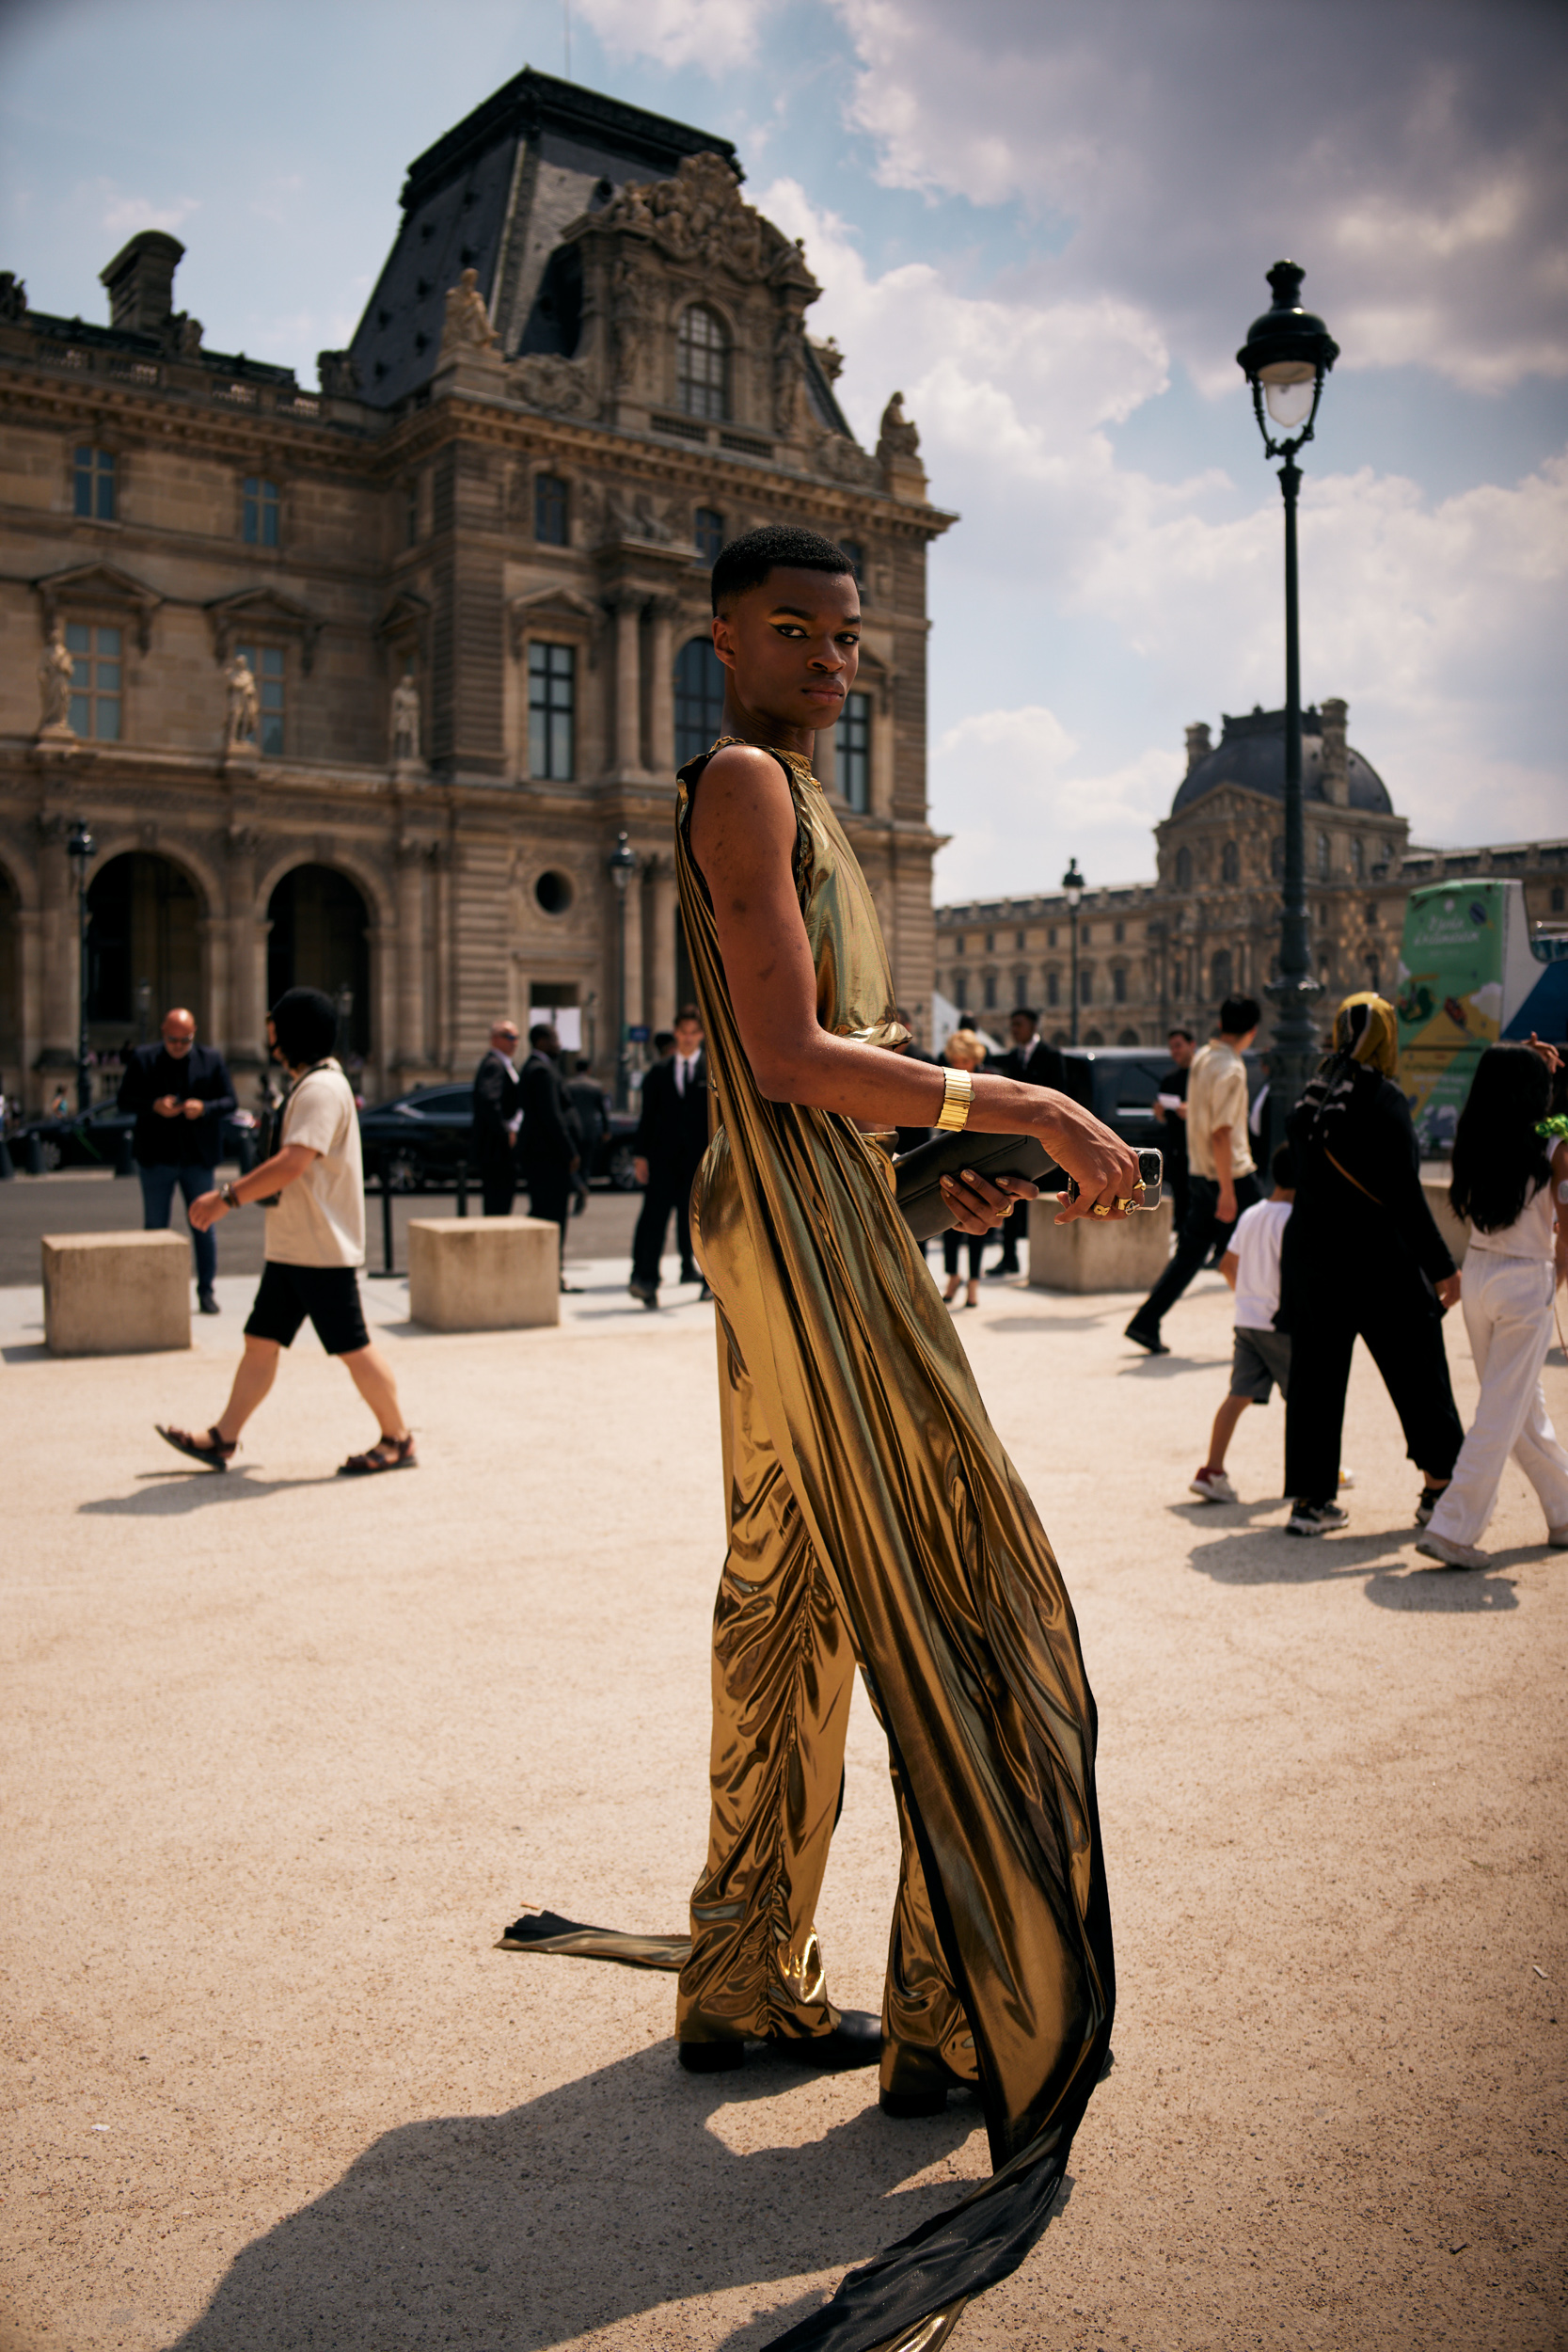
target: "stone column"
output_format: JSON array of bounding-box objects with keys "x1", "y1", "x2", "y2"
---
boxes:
[
  {"x1": 610, "y1": 590, "x2": 644, "y2": 775},
  {"x1": 648, "y1": 860, "x2": 677, "y2": 1033},
  {"x1": 225, "y1": 829, "x2": 265, "y2": 1071},
  {"x1": 622, "y1": 857, "x2": 644, "y2": 1032},
  {"x1": 647, "y1": 596, "x2": 677, "y2": 780},
  {"x1": 1321, "y1": 697, "x2": 1349, "y2": 806},
  {"x1": 36, "y1": 817, "x2": 75, "y2": 1073},
  {"x1": 395, "y1": 844, "x2": 427, "y2": 1070}
]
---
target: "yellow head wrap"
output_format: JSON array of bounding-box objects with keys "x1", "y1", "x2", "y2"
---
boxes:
[{"x1": 1331, "y1": 991, "x2": 1398, "y2": 1078}]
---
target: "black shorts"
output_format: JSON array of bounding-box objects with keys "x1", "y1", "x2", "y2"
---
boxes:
[{"x1": 245, "y1": 1261, "x2": 369, "y2": 1358}]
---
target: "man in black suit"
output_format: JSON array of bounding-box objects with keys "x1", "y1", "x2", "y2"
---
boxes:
[
  {"x1": 628, "y1": 1005, "x2": 709, "y2": 1307},
  {"x1": 472, "y1": 1019, "x2": 522, "y2": 1217},
  {"x1": 118, "y1": 1006, "x2": 237, "y2": 1314},
  {"x1": 988, "y1": 1008, "x2": 1065, "y2": 1276},
  {"x1": 518, "y1": 1024, "x2": 580, "y2": 1291}
]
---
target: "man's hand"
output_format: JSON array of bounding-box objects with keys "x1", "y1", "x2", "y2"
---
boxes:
[
  {"x1": 940, "y1": 1172, "x2": 1037, "y2": 1236},
  {"x1": 182, "y1": 1098, "x2": 204, "y2": 1120},
  {"x1": 1525, "y1": 1030, "x2": 1561, "y2": 1074},
  {"x1": 1435, "y1": 1272, "x2": 1462, "y2": 1311},
  {"x1": 189, "y1": 1190, "x2": 227, "y2": 1232},
  {"x1": 153, "y1": 1094, "x2": 181, "y2": 1117},
  {"x1": 1217, "y1": 1186, "x2": 1237, "y2": 1226},
  {"x1": 633, "y1": 1156, "x2": 649, "y2": 1187},
  {"x1": 1036, "y1": 1095, "x2": 1144, "y2": 1223}
]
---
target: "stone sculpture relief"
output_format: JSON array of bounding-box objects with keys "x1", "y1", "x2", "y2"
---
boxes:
[
  {"x1": 509, "y1": 352, "x2": 595, "y2": 417},
  {"x1": 877, "y1": 391, "x2": 921, "y2": 461},
  {"x1": 440, "y1": 268, "x2": 499, "y2": 359},
  {"x1": 609, "y1": 255, "x2": 659, "y2": 390},
  {"x1": 813, "y1": 433, "x2": 881, "y2": 487},
  {"x1": 390, "y1": 673, "x2": 421, "y2": 767},
  {"x1": 224, "y1": 652, "x2": 259, "y2": 751},
  {"x1": 37, "y1": 628, "x2": 74, "y2": 734},
  {"x1": 317, "y1": 348, "x2": 362, "y2": 398},
  {"x1": 1, "y1": 272, "x2": 30, "y2": 324},
  {"x1": 596, "y1": 151, "x2": 806, "y2": 288}
]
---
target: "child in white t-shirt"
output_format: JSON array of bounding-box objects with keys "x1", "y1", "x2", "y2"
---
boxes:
[{"x1": 1189, "y1": 1143, "x2": 1296, "y2": 1504}]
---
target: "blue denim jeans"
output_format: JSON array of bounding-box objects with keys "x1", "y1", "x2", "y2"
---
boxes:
[{"x1": 138, "y1": 1161, "x2": 218, "y2": 1295}]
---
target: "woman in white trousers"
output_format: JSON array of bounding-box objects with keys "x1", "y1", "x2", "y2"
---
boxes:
[{"x1": 1420, "y1": 1040, "x2": 1568, "y2": 1568}]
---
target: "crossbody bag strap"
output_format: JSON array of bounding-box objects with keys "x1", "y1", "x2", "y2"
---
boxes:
[{"x1": 1323, "y1": 1145, "x2": 1383, "y2": 1209}]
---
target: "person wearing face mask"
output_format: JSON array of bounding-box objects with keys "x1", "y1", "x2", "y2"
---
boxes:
[{"x1": 118, "y1": 1006, "x2": 237, "y2": 1315}]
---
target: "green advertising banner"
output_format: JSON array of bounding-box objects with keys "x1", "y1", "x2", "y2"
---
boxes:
[{"x1": 1396, "y1": 881, "x2": 1530, "y2": 1151}]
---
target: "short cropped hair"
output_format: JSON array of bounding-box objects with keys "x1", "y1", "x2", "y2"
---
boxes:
[
  {"x1": 674, "y1": 1004, "x2": 702, "y2": 1027},
  {"x1": 1219, "y1": 993, "x2": 1261, "y2": 1035},
  {"x1": 528, "y1": 1022, "x2": 557, "y2": 1049},
  {"x1": 1012, "y1": 1006, "x2": 1039, "y2": 1025},
  {"x1": 1272, "y1": 1141, "x2": 1297, "y2": 1189},
  {"x1": 653, "y1": 1030, "x2": 675, "y2": 1056},
  {"x1": 270, "y1": 986, "x2": 339, "y2": 1068},
  {"x1": 711, "y1": 524, "x2": 856, "y2": 614},
  {"x1": 1167, "y1": 1024, "x2": 1195, "y2": 1043}
]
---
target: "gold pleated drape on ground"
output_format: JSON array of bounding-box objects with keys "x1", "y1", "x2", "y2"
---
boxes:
[{"x1": 501, "y1": 742, "x2": 1114, "y2": 2352}]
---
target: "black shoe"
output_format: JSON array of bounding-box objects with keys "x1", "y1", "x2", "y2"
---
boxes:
[
  {"x1": 677, "y1": 2039, "x2": 745, "y2": 2074},
  {"x1": 1125, "y1": 1322, "x2": 1168, "y2": 1355},
  {"x1": 560, "y1": 1280, "x2": 583, "y2": 1295},
  {"x1": 680, "y1": 1263, "x2": 700, "y2": 1285},
  {"x1": 627, "y1": 1278, "x2": 658, "y2": 1308},
  {"x1": 879, "y1": 2046, "x2": 973, "y2": 2118},
  {"x1": 987, "y1": 1261, "x2": 1019, "y2": 1279},
  {"x1": 774, "y1": 2010, "x2": 881, "y2": 2073},
  {"x1": 699, "y1": 1283, "x2": 713, "y2": 1303},
  {"x1": 198, "y1": 1291, "x2": 220, "y2": 1315}
]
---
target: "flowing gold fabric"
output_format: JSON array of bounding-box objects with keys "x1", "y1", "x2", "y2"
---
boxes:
[{"x1": 501, "y1": 740, "x2": 1113, "y2": 2350}]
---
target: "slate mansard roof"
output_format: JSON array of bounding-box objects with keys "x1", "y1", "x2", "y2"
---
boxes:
[
  {"x1": 350, "y1": 68, "x2": 742, "y2": 408},
  {"x1": 1172, "y1": 705, "x2": 1393, "y2": 818}
]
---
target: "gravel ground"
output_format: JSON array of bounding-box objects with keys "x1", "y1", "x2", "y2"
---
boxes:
[{"x1": 1, "y1": 1254, "x2": 1563, "y2": 2352}]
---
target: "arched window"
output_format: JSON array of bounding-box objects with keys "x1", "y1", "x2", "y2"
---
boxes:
[
  {"x1": 1112, "y1": 966, "x2": 1127, "y2": 1005},
  {"x1": 1117, "y1": 1026, "x2": 1140, "y2": 1046},
  {"x1": 1351, "y1": 834, "x2": 1365, "y2": 880},
  {"x1": 953, "y1": 972, "x2": 968, "y2": 1009},
  {"x1": 673, "y1": 636, "x2": 727, "y2": 766},
  {"x1": 1211, "y1": 948, "x2": 1233, "y2": 1002},
  {"x1": 1175, "y1": 846, "x2": 1193, "y2": 890},
  {"x1": 694, "y1": 507, "x2": 724, "y2": 564},
  {"x1": 1046, "y1": 970, "x2": 1060, "y2": 1009},
  {"x1": 1014, "y1": 970, "x2": 1030, "y2": 1008},
  {"x1": 983, "y1": 973, "x2": 997, "y2": 1010},
  {"x1": 678, "y1": 306, "x2": 729, "y2": 421},
  {"x1": 1221, "y1": 840, "x2": 1240, "y2": 883}
]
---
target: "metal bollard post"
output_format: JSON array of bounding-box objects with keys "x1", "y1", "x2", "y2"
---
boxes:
[
  {"x1": 455, "y1": 1158, "x2": 468, "y2": 1216},
  {"x1": 24, "y1": 1131, "x2": 44, "y2": 1176},
  {"x1": 114, "y1": 1127, "x2": 135, "y2": 1177},
  {"x1": 0, "y1": 1135, "x2": 13, "y2": 1181}
]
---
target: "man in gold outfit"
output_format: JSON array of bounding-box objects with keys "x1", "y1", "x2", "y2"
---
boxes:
[{"x1": 507, "y1": 525, "x2": 1142, "y2": 2352}]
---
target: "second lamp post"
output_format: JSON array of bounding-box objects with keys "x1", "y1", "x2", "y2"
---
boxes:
[{"x1": 1062, "y1": 858, "x2": 1085, "y2": 1047}]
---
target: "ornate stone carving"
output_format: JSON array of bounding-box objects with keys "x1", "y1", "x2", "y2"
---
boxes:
[
  {"x1": 811, "y1": 336, "x2": 845, "y2": 382},
  {"x1": 596, "y1": 151, "x2": 810, "y2": 290},
  {"x1": 317, "y1": 347, "x2": 361, "y2": 397},
  {"x1": 812, "y1": 433, "x2": 880, "y2": 487},
  {"x1": 224, "y1": 652, "x2": 259, "y2": 752},
  {"x1": 390, "y1": 673, "x2": 421, "y2": 768},
  {"x1": 772, "y1": 312, "x2": 806, "y2": 437},
  {"x1": 0, "y1": 272, "x2": 28, "y2": 323},
  {"x1": 877, "y1": 391, "x2": 921, "y2": 462},
  {"x1": 603, "y1": 484, "x2": 676, "y2": 545},
  {"x1": 609, "y1": 256, "x2": 659, "y2": 389},
  {"x1": 508, "y1": 351, "x2": 594, "y2": 417},
  {"x1": 439, "y1": 268, "x2": 499, "y2": 359},
  {"x1": 37, "y1": 628, "x2": 74, "y2": 736}
]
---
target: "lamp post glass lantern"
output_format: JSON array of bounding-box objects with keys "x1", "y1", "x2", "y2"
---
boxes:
[
  {"x1": 1236, "y1": 260, "x2": 1338, "y2": 1155},
  {"x1": 608, "y1": 830, "x2": 638, "y2": 1109},
  {"x1": 67, "y1": 818, "x2": 96, "y2": 1114},
  {"x1": 1062, "y1": 858, "x2": 1085, "y2": 1047}
]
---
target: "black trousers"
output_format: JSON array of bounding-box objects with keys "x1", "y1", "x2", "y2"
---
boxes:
[
  {"x1": 527, "y1": 1171, "x2": 572, "y2": 1263},
  {"x1": 632, "y1": 1158, "x2": 702, "y2": 1287},
  {"x1": 478, "y1": 1149, "x2": 516, "y2": 1218},
  {"x1": 1131, "y1": 1170, "x2": 1259, "y2": 1339},
  {"x1": 994, "y1": 1197, "x2": 1026, "y2": 1268},
  {"x1": 1283, "y1": 1252, "x2": 1464, "y2": 1503},
  {"x1": 942, "y1": 1227, "x2": 986, "y2": 1280}
]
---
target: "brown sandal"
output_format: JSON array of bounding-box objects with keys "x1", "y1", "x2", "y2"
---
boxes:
[
  {"x1": 156, "y1": 1423, "x2": 237, "y2": 1471},
  {"x1": 338, "y1": 1433, "x2": 417, "y2": 1477}
]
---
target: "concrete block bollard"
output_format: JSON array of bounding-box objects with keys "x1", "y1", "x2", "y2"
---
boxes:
[
  {"x1": 42, "y1": 1232, "x2": 191, "y2": 1355},
  {"x1": 1028, "y1": 1196, "x2": 1175, "y2": 1294},
  {"x1": 1421, "y1": 1176, "x2": 1468, "y2": 1267},
  {"x1": 406, "y1": 1216, "x2": 561, "y2": 1331}
]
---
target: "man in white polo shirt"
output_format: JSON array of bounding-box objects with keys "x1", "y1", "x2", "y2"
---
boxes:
[
  {"x1": 1126, "y1": 993, "x2": 1261, "y2": 1356},
  {"x1": 154, "y1": 987, "x2": 416, "y2": 1476}
]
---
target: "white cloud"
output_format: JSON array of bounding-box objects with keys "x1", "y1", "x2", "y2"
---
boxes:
[
  {"x1": 99, "y1": 187, "x2": 200, "y2": 240},
  {"x1": 931, "y1": 707, "x2": 1180, "y2": 901},
  {"x1": 577, "y1": 0, "x2": 773, "y2": 72},
  {"x1": 831, "y1": 0, "x2": 1568, "y2": 392}
]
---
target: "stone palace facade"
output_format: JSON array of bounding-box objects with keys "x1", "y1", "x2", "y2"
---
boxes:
[
  {"x1": 0, "y1": 68, "x2": 951, "y2": 1109},
  {"x1": 936, "y1": 700, "x2": 1568, "y2": 1049}
]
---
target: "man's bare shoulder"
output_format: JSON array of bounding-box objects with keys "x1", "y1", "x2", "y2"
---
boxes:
[{"x1": 701, "y1": 741, "x2": 794, "y2": 795}]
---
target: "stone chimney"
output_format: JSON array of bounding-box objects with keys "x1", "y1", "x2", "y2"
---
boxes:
[
  {"x1": 100, "y1": 230, "x2": 184, "y2": 336},
  {"x1": 1321, "y1": 696, "x2": 1349, "y2": 806},
  {"x1": 1184, "y1": 722, "x2": 1212, "y2": 772}
]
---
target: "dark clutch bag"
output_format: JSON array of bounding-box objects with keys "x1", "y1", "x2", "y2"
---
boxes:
[{"x1": 893, "y1": 1130, "x2": 1055, "y2": 1244}]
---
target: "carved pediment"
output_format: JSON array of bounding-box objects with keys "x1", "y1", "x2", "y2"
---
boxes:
[
  {"x1": 375, "y1": 590, "x2": 431, "y2": 668},
  {"x1": 207, "y1": 586, "x2": 323, "y2": 672},
  {"x1": 508, "y1": 586, "x2": 600, "y2": 659},
  {"x1": 35, "y1": 561, "x2": 164, "y2": 651},
  {"x1": 592, "y1": 152, "x2": 818, "y2": 294},
  {"x1": 812, "y1": 433, "x2": 879, "y2": 488}
]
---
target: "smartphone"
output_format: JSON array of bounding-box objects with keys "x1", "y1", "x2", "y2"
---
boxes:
[{"x1": 1063, "y1": 1146, "x2": 1164, "y2": 1211}]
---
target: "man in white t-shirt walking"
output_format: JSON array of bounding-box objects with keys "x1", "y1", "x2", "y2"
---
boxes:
[
  {"x1": 154, "y1": 987, "x2": 415, "y2": 1477},
  {"x1": 1127, "y1": 993, "x2": 1261, "y2": 1355},
  {"x1": 1188, "y1": 1142, "x2": 1299, "y2": 1505}
]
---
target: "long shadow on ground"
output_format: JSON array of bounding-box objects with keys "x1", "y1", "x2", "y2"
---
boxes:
[
  {"x1": 162, "y1": 2043, "x2": 999, "y2": 2352},
  {"x1": 1179, "y1": 1510, "x2": 1523, "y2": 1612}
]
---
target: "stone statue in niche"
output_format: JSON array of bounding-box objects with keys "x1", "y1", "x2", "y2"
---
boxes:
[
  {"x1": 609, "y1": 256, "x2": 657, "y2": 389},
  {"x1": 37, "y1": 627, "x2": 74, "y2": 734},
  {"x1": 811, "y1": 336, "x2": 845, "y2": 382},
  {"x1": 772, "y1": 312, "x2": 807, "y2": 436},
  {"x1": 317, "y1": 348, "x2": 361, "y2": 397},
  {"x1": 0, "y1": 272, "x2": 29, "y2": 324},
  {"x1": 877, "y1": 391, "x2": 921, "y2": 461},
  {"x1": 391, "y1": 672, "x2": 421, "y2": 767},
  {"x1": 440, "y1": 268, "x2": 499, "y2": 358},
  {"x1": 224, "y1": 652, "x2": 259, "y2": 751}
]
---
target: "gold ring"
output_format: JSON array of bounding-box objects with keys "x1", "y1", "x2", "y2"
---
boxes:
[
  {"x1": 1091, "y1": 1202, "x2": 1112, "y2": 1217},
  {"x1": 1113, "y1": 1195, "x2": 1134, "y2": 1213}
]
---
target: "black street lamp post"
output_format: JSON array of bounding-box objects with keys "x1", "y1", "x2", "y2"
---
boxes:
[
  {"x1": 67, "y1": 818, "x2": 96, "y2": 1114},
  {"x1": 1236, "y1": 260, "x2": 1338, "y2": 1152},
  {"x1": 608, "y1": 829, "x2": 637, "y2": 1110},
  {"x1": 1062, "y1": 859, "x2": 1085, "y2": 1046}
]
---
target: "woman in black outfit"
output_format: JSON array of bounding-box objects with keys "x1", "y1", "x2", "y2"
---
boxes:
[{"x1": 1281, "y1": 993, "x2": 1465, "y2": 1536}]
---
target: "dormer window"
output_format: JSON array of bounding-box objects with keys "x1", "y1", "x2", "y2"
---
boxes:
[{"x1": 677, "y1": 306, "x2": 729, "y2": 421}]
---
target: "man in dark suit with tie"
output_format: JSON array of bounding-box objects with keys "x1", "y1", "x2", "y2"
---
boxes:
[
  {"x1": 517, "y1": 1024, "x2": 580, "y2": 1291},
  {"x1": 472, "y1": 1019, "x2": 522, "y2": 1217},
  {"x1": 988, "y1": 1008, "x2": 1066, "y2": 1276},
  {"x1": 628, "y1": 1005, "x2": 709, "y2": 1307}
]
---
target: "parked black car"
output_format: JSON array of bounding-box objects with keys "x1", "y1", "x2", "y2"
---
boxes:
[
  {"x1": 13, "y1": 1104, "x2": 261, "y2": 1174},
  {"x1": 356, "y1": 1083, "x2": 642, "y2": 1192},
  {"x1": 1055, "y1": 1045, "x2": 1266, "y2": 1150}
]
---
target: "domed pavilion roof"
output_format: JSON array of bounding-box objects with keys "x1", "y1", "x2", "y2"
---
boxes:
[{"x1": 1171, "y1": 706, "x2": 1392, "y2": 818}]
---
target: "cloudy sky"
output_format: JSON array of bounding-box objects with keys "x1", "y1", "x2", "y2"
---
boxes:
[{"x1": 3, "y1": 0, "x2": 1562, "y2": 900}]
